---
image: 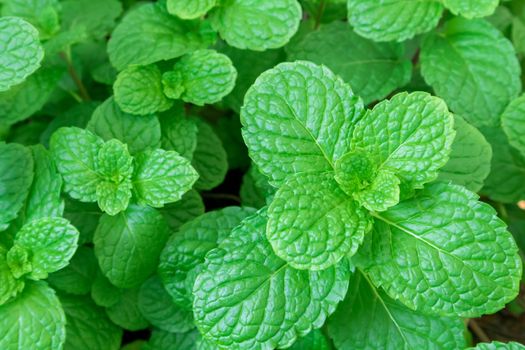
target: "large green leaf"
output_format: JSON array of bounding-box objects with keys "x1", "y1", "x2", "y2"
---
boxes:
[
  {"x1": 356, "y1": 182, "x2": 522, "y2": 317},
  {"x1": 241, "y1": 61, "x2": 364, "y2": 186},
  {"x1": 421, "y1": 18, "x2": 521, "y2": 127},
  {"x1": 167, "y1": 0, "x2": 216, "y2": 19},
  {"x1": 442, "y1": 0, "x2": 499, "y2": 19},
  {"x1": 61, "y1": 0, "x2": 122, "y2": 39},
  {"x1": 502, "y1": 95, "x2": 525, "y2": 159},
  {"x1": 193, "y1": 210, "x2": 350, "y2": 349}
]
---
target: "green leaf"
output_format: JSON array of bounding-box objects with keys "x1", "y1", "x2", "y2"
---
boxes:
[
  {"x1": 334, "y1": 149, "x2": 376, "y2": 195},
  {"x1": 0, "y1": 17, "x2": 44, "y2": 91},
  {"x1": 133, "y1": 149, "x2": 198, "y2": 208},
  {"x1": 61, "y1": 0, "x2": 122, "y2": 39},
  {"x1": 192, "y1": 120, "x2": 228, "y2": 190},
  {"x1": 354, "y1": 169, "x2": 401, "y2": 212},
  {"x1": 193, "y1": 210, "x2": 350, "y2": 349},
  {"x1": 327, "y1": 271, "x2": 466, "y2": 350},
  {"x1": 209, "y1": 0, "x2": 302, "y2": 50},
  {"x1": 159, "y1": 206, "x2": 256, "y2": 307},
  {"x1": 420, "y1": 18, "x2": 521, "y2": 127},
  {"x1": 347, "y1": 0, "x2": 443, "y2": 42},
  {"x1": 0, "y1": 281, "x2": 65, "y2": 350},
  {"x1": 138, "y1": 276, "x2": 194, "y2": 333},
  {"x1": 106, "y1": 287, "x2": 149, "y2": 331},
  {"x1": 267, "y1": 172, "x2": 369, "y2": 270},
  {"x1": 470, "y1": 342, "x2": 525, "y2": 350},
  {"x1": 93, "y1": 205, "x2": 170, "y2": 288},
  {"x1": 91, "y1": 271, "x2": 121, "y2": 308},
  {"x1": 160, "y1": 108, "x2": 198, "y2": 160},
  {"x1": 1, "y1": 0, "x2": 61, "y2": 39},
  {"x1": 13, "y1": 217, "x2": 79, "y2": 279},
  {"x1": 213, "y1": 114, "x2": 250, "y2": 170},
  {"x1": 95, "y1": 139, "x2": 133, "y2": 215},
  {"x1": 143, "y1": 329, "x2": 200, "y2": 350},
  {"x1": 351, "y1": 92, "x2": 455, "y2": 191},
  {"x1": 288, "y1": 329, "x2": 330, "y2": 350},
  {"x1": 356, "y1": 182, "x2": 522, "y2": 317},
  {"x1": 438, "y1": 116, "x2": 492, "y2": 192},
  {"x1": 50, "y1": 127, "x2": 104, "y2": 202},
  {"x1": 48, "y1": 246, "x2": 98, "y2": 295},
  {"x1": 63, "y1": 199, "x2": 102, "y2": 245},
  {"x1": 286, "y1": 21, "x2": 411, "y2": 104},
  {"x1": 502, "y1": 95, "x2": 525, "y2": 158},
  {"x1": 114, "y1": 64, "x2": 173, "y2": 115},
  {"x1": 241, "y1": 61, "x2": 365, "y2": 187},
  {"x1": 240, "y1": 165, "x2": 276, "y2": 208},
  {"x1": 158, "y1": 189, "x2": 205, "y2": 232},
  {"x1": 167, "y1": 0, "x2": 216, "y2": 19},
  {"x1": 442, "y1": 0, "x2": 499, "y2": 19},
  {"x1": 0, "y1": 143, "x2": 33, "y2": 229},
  {"x1": 23, "y1": 145, "x2": 64, "y2": 222},
  {"x1": 88, "y1": 97, "x2": 161, "y2": 155},
  {"x1": 162, "y1": 49, "x2": 237, "y2": 106},
  {"x1": 108, "y1": 3, "x2": 216, "y2": 70},
  {"x1": 0, "y1": 246, "x2": 24, "y2": 305},
  {"x1": 59, "y1": 294, "x2": 123, "y2": 350}
]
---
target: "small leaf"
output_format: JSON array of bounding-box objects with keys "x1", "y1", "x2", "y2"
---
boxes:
[
  {"x1": 354, "y1": 169, "x2": 400, "y2": 212},
  {"x1": 470, "y1": 342, "x2": 525, "y2": 350},
  {"x1": 442, "y1": 0, "x2": 498, "y2": 19},
  {"x1": 158, "y1": 189, "x2": 205, "y2": 232},
  {"x1": 192, "y1": 120, "x2": 228, "y2": 190},
  {"x1": 48, "y1": 246, "x2": 98, "y2": 295},
  {"x1": 1, "y1": 0, "x2": 61, "y2": 39},
  {"x1": 143, "y1": 329, "x2": 200, "y2": 350},
  {"x1": 160, "y1": 108, "x2": 198, "y2": 160},
  {"x1": 133, "y1": 149, "x2": 198, "y2": 208},
  {"x1": 114, "y1": 64, "x2": 173, "y2": 115},
  {"x1": 0, "y1": 246, "x2": 24, "y2": 305},
  {"x1": 0, "y1": 17, "x2": 44, "y2": 91},
  {"x1": 334, "y1": 149, "x2": 376, "y2": 195},
  {"x1": 167, "y1": 0, "x2": 216, "y2": 19}
]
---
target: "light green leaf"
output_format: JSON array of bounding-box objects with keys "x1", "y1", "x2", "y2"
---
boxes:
[
  {"x1": 108, "y1": 3, "x2": 216, "y2": 70},
  {"x1": 470, "y1": 342, "x2": 525, "y2": 350},
  {"x1": 356, "y1": 182, "x2": 522, "y2": 317},
  {"x1": 95, "y1": 139, "x2": 133, "y2": 215},
  {"x1": 159, "y1": 206, "x2": 256, "y2": 307},
  {"x1": 288, "y1": 329, "x2": 330, "y2": 350},
  {"x1": 93, "y1": 205, "x2": 170, "y2": 288},
  {"x1": 13, "y1": 217, "x2": 79, "y2": 279},
  {"x1": 438, "y1": 115, "x2": 492, "y2": 192},
  {"x1": 240, "y1": 165, "x2": 276, "y2": 208},
  {"x1": 158, "y1": 189, "x2": 205, "y2": 232},
  {"x1": 60, "y1": 294, "x2": 123, "y2": 350},
  {"x1": 114, "y1": 64, "x2": 173, "y2": 115},
  {"x1": 1, "y1": 0, "x2": 60, "y2": 39},
  {"x1": 138, "y1": 276, "x2": 194, "y2": 333},
  {"x1": 167, "y1": 0, "x2": 216, "y2": 19},
  {"x1": 286, "y1": 21, "x2": 411, "y2": 104},
  {"x1": 267, "y1": 172, "x2": 369, "y2": 270},
  {"x1": 502, "y1": 95, "x2": 525, "y2": 158},
  {"x1": 334, "y1": 149, "x2": 376, "y2": 195},
  {"x1": 193, "y1": 210, "x2": 350, "y2": 349},
  {"x1": 354, "y1": 169, "x2": 400, "y2": 212},
  {"x1": 106, "y1": 287, "x2": 149, "y2": 331},
  {"x1": 421, "y1": 18, "x2": 521, "y2": 127},
  {"x1": 0, "y1": 17, "x2": 44, "y2": 91},
  {"x1": 48, "y1": 246, "x2": 98, "y2": 295},
  {"x1": 192, "y1": 120, "x2": 228, "y2": 190},
  {"x1": 0, "y1": 281, "x2": 65, "y2": 350},
  {"x1": 347, "y1": 0, "x2": 443, "y2": 42},
  {"x1": 50, "y1": 127, "x2": 104, "y2": 202},
  {"x1": 0, "y1": 246, "x2": 24, "y2": 305},
  {"x1": 442, "y1": 0, "x2": 499, "y2": 19},
  {"x1": 241, "y1": 61, "x2": 364, "y2": 187},
  {"x1": 351, "y1": 92, "x2": 455, "y2": 190},
  {"x1": 88, "y1": 97, "x2": 161, "y2": 155},
  {"x1": 327, "y1": 270, "x2": 466, "y2": 350},
  {"x1": 160, "y1": 108, "x2": 198, "y2": 160},
  {"x1": 162, "y1": 49, "x2": 237, "y2": 106},
  {"x1": 209, "y1": 0, "x2": 301, "y2": 50},
  {"x1": 61, "y1": 0, "x2": 122, "y2": 39},
  {"x1": 133, "y1": 149, "x2": 198, "y2": 208},
  {"x1": 0, "y1": 143, "x2": 33, "y2": 229}
]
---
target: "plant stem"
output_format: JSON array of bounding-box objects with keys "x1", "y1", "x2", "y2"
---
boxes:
[
  {"x1": 60, "y1": 52, "x2": 91, "y2": 101},
  {"x1": 314, "y1": 0, "x2": 326, "y2": 29},
  {"x1": 469, "y1": 319, "x2": 491, "y2": 343}
]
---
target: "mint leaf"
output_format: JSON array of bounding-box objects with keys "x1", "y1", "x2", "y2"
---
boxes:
[
  {"x1": 502, "y1": 95, "x2": 525, "y2": 158},
  {"x1": 133, "y1": 149, "x2": 198, "y2": 208},
  {"x1": 138, "y1": 276, "x2": 194, "y2": 333},
  {"x1": 268, "y1": 172, "x2": 370, "y2": 270},
  {"x1": 91, "y1": 271, "x2": 121, "y2": 308},
  {"x1": 354, "y1": 169, "x2": 400, "y2": 212},
  {"x1": 88, "y1": 97, "x2": 161, "y2": 155},
  {"x1": 106, "y1": 287, "x2": 149, "y2": 331},
  {"x1": 1, "y1": 0, "x2": 60, "y2": 39},
  {"x1": 94, "y1": 205, "x2": 169, "y2": 288},
  {"x1": 241, "y1": 61, "x2": 365, "y2": 186},
  {"x1": 144, "y1": 329, "x2": 200, "y2": 350},
  {"x1": 240, "y1": 165, "x2": 276, "y2": 208},
  {"x1": 0, "y1": 281, "x2": 65, "y2": 350},
  {"x1": 13, "y1": 217, "x2": 79, "y2": 279},
  {"x1": 209, "y1": 0, "x2": 302, "y2": 50},
  {"x1": 162, "y1": 49, "x2": 237, "y2": 106},
  {"x1": 159, "y1": 206, "x2": 256, "y2": 307},
  {"x1": 48, "y1": 246, "x2": 98, "y2": 295},
  {"x1": 286, "y1": 21, "x2": 411, "y2": 104},
  {"x1": 158, "y1": 189, "x2": 205, "y2": 232},
  {"x1": 60, "y1": 294, "x2": 123, "y2": 350},
  {"x1": 114, "y1": 64, "x2": 173, "y2": 115},
  {"x1": 167, "y1": 0, "x2": 216, "y2": 19},
  {"x1": 0, "y1": 246, "x2": 24, "y2": 305},
  {"x1": 50, "y1": 127, "x2": 104, "y2": 202},
  {"x1": 351, "y1": 92, "x2": 455, "y2": 191},
  {"x1": 334, "y1": 149, "x2": 376, "y2": 195},
  {"x1": 193, "y1": 210, "x2": 350, "y2": 349},
  {"x1": 439, "y1": 116, "x2": 492, "y2": 192},
  {"x1": 356, "y1": 182, "x2": 522, "y2": 317},
  {"x1": 192, "y1": 120, "x2": 228, "y2": 190},
  {"x1": 327, "y1": 271, "x2": 466, "y2": 350},
  {"x1": 61, "y1": 0, "x2": 122, "y2": 39},
  {"x1": 442, "y1": 0, "x2": 498, "y2": 19},
  {"x1": 95, "y1": 139, "x2": 133, "y2": 215},
  {"x1": 108, "y1": 3, "x2": 216, "y2": 70},
  {"x1": 0, "y1": 142, "x2": 33, "y2": 229},
  {"x1": 0, "y1": 17, "x2": 44, "y2": 91},
  {"x1": 421, "y1": 18, "x2": 521, "y2": 127},
  {"x1": 160, "y1": 109, "x2": 198, "y2": 160},
  {"x1": 470, "y1": 342, "x2": 525, "y2": 350},
  {"x1": 347, "y1": 0, "x2": 443, "y2": 42}
]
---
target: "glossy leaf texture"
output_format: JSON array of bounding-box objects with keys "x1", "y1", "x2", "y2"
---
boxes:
[
  {"x1": 442, "y1": 0, "x2": 499, "y2": 19},
  {"x1": 167, "y1": 0, "x2": 217, "y2": 19},
  {"x1": 502, "y1": 94, "x2": 525, "y2": 159}
]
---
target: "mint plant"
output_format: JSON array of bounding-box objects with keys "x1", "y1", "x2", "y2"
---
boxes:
[{"x1": 2, "y1": 0, "x2": 525, "y2": 349}]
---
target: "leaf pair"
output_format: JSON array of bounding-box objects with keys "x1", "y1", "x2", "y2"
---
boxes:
[{"x1": 50, "y1": 127, "x2": 198, "y2": 215}]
